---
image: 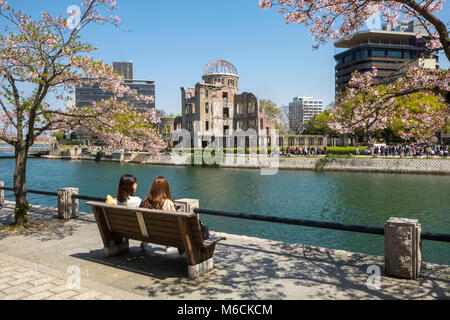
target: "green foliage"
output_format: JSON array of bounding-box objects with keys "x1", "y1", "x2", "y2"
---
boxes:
[
  {"x1": 14, "y1": 201, "x2": 30, "y2": 221},
  {"x1": 54, "y1": 133, "x2": 65, "y2": 141},
  {"x1": 259, "y1": 99, "x2": 281, "y2": 119},
  {"x1": 303, "y1": 110, "x2": 336, "y2": 136},
  {"x1": 64, "y1": 140, "x2": 83, "y2": 146},
  {"x1": 315, "y1": 155, "x2": 336, "y2": 171},
  {"x1": 95, "y1": 150, "x2": 105, "y2": 161},
  {"x1": 326, "y1": 147, "x2": 366, "y2": 155}
]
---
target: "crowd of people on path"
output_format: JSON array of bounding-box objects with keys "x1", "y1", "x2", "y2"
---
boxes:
[
  {"x1": 107, "y1": 174, "x2": 214, "y2": 254},
  {"x1": 367, "y1": 143, "x2": 449, "y2": 158},
  {"x1": 282, "y1": 146, "x2": 325, "y2": 157}
]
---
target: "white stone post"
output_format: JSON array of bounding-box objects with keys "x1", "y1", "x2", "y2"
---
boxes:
[
  {"x1": 175, "y1": 198, "x2": 199, "y2": 214},
  {"x1": 385, "y1": 218, "x2": 422, "y2": 280},
  {"x1": 0, "y1": 181, "x2": 4, "y2": 206},
  {"x1": 57, "y1": 188, "x2": 79, "y2": 219}
]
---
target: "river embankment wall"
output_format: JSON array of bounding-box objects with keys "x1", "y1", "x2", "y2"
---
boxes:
[{"x1": 41, "y1": 149, "x2": 450, "y2": 175}]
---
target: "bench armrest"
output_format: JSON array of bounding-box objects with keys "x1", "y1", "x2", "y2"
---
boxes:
[{"x1": 203, "y1": 236, "x2": 226, "y2": 248}]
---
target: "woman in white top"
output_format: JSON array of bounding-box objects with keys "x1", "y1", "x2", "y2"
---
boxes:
[
  {"x1": 141, "y1": 176, "x2": 178, "y2": 253},
  {"x1": 115, "y1": 174, "x2": 142, "y2": 208}
]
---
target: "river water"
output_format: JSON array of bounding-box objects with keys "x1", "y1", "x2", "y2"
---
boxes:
[{"x1": 1, "y1": 153, "x2": 449, "y2": 265}]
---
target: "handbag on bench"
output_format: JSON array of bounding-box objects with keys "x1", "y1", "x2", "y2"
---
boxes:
[{"x1": 200, "y1": 221, "x2": 209, "y2": 240}]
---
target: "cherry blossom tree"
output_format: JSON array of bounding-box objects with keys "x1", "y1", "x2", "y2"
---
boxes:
[
  {"x1": 260, "y1": 0, "x2": 449, "y2": 141},
  {"x1": 328, "y1": 74, "x2": 448, "y2": 143},
  {"x1": 0, "y1": 0, "x2": 165, "y2": 228}
]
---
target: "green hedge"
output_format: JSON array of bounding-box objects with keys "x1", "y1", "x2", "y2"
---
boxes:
[
  {"x1": 63, "y1": 140, "x2": 83, "y2": 146},
  {"x1": 325, "y1": 147, "x2": 366, "y2": 155}
]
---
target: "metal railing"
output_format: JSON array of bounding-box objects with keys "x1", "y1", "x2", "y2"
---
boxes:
[
  {"x1": 1, "y1": 185, "x2": 450, "y2": 243},
  {"x1": 194, "y1": 208, "x2": 450, "y2": 243}
]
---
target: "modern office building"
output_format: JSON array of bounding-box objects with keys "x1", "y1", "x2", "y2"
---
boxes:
[
  {"x1": 334, "y1": 20, "x2": 439, "y2": 93},
  {"x1": 74, "y1": 61, "x2": 155, "y2": 140},
  {"x1": 113, "y1": 62, "x2": 133, "y2": 80},
  {"x1": 288, "y1": 96, "x2": 323, "y2": 133},
  {"x1": 178, "y1": 60, "x2": 277, "y2": 148},
  {"x1": 75, "y1": 61, "x2": 155, "y2": 110}
]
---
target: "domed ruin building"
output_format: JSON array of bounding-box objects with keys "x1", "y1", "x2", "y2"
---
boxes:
[{"x1": 176, "y1": 59, "x2": 276, "y2": 148}]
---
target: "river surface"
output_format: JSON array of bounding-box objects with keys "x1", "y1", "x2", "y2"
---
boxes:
[{"x1": 1, "y1": 152, "x2": 449, "y2": 265}]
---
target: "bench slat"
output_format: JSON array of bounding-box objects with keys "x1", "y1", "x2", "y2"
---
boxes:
[
  {"x1": 107, "y1": 211, "x2": 182, "y2": 226},
  {"x1": 108, "y1": 222, "x2": 184, "y2": 242},
  {"x1": 107, "y1": 222, "x2": 141, "y2": 234},
  {"x1": 105, "y1": 213, "x2": 139, "y2": 223},
  {"x1": 107, "y1": 215, "x2": 188, "y2": 234},
  {"x1": 106, "y1": 217, "x2": 140, "y2": 228},
  {"x1": 106, "y1": 213, "x2": 202, "y2": 239}
]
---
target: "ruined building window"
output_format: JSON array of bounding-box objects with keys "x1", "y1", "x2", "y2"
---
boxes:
[
  {"x1": 205, "y1": 89, "x2": 209, "y2": 98},
  {"x1": 289, "y1": 137, "x2": 295, "y2": 146},
  {"x1": 223, "y1": 92, "x2": 228, "y2": 101},
  {"x1": 206, "y1": 121, "x2": 209, "y2": 131},
  {"x1": 205, "y1": 102, "x2": 209, "y2": 114},
  {"x1": 248, "y1": 102, "x2": 256, "y2": 114},
  {"x1": 223, "y1": 107, "x2": 230, "y2": 118},
  {"x1": 260, "y1": 119, "x2": 264, "y2": 129},
  {"x1": 236, "y1": 104, "x2": 243, "y2": 115}
]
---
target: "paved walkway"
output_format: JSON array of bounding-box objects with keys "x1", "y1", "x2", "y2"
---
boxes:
[{"x1": 0, "y1": 201, "x2": 449, "y2": 300}]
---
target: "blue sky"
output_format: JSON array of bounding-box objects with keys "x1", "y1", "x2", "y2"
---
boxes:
[{"x1": 8, "y1": 0, "x2": 450, "y2": 115}]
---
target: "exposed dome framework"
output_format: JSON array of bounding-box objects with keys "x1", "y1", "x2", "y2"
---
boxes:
[{"x1": 203, "y1": 60, "x2": 238, "y2": 77}]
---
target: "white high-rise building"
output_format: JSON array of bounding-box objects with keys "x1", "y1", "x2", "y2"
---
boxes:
[{"x1": 288, "y1": 96, "x2": 323, "y2": 133}]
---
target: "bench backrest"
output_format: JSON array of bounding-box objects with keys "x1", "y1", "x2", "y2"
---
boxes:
[{"x1": 86, "y1": 202, "x2": 205, "y2": 249}]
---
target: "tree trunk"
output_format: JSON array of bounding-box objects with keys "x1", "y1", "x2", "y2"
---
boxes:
[{"x1": 13, "y1": 144, "x2": 29, "y2": 227}]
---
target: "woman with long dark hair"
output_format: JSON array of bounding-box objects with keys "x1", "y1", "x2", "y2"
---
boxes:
[{"x1": 116, "y1": 174, "x2": 142, "y2": 207}]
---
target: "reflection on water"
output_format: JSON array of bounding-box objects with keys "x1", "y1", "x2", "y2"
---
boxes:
[{"x1": 1, "y1": 156, "x2": 449, "y2": 265}]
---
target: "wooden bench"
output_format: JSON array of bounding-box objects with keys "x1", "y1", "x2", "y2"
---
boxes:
[{"x1": 86, "y1": 201, "x2": 225, "y2": 279}]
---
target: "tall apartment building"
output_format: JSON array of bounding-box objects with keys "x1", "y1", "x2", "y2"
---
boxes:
[
  {"x1": 334, "y1": 20, "x2": 439, "y2": 93},
  {"x1": 288, "y1": 96, "x2": 323, "y2": 134},
  {"x1": 179, "y1": 60, "x2": 276, "y2": 148}
]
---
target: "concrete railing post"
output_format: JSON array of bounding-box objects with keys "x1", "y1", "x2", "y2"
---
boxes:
[
  {"x1": 0, "y1": 181, "x2": 4, "y2": 206},
  {"x1": 57, "y1": 188, "x2": 79, "y2": 219},
  {"x1": 385, "y1": 217, "x2": 422, "y2": 280},
  {"x1": 175, "y1": 198, "x2": 199, "y2": 214}
]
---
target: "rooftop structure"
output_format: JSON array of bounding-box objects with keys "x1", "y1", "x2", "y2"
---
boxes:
[
  {"x1": 334, "y1": 22, "x2": 439, "y2": 93},
  {"x1": 203, "y1": 60, "x2": 239, "y2": 77}
]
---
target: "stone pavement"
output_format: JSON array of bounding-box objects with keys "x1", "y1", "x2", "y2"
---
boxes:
[
  {"x1": 0, "y1": 252, "x2": 141, "y2": 300},
  {"x1": 0, "y1": 201, "x2": 449, "y2": 300}
]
